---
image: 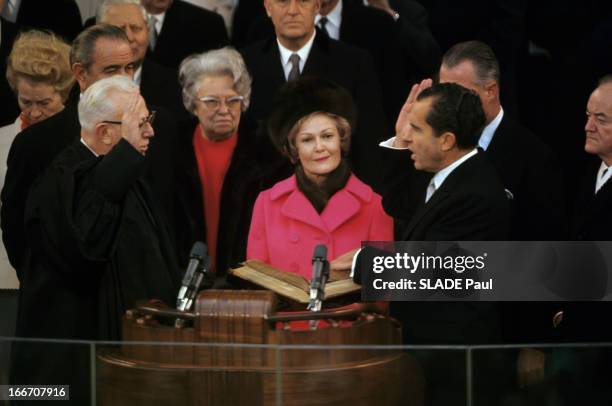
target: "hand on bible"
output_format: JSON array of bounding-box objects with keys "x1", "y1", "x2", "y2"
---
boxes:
[
  {"x1": 330, "y1": 248, "x2": 360, "y2": 272},
  {"x1": 393, "y1": 78, "x2": 432, "y2": 148}
]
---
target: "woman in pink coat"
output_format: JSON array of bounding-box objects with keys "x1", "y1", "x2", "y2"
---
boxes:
[{"x1": 247, "y1": 78, "x2": 393, "y2": 279}]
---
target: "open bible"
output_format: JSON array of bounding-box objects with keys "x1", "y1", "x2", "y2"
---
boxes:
[{"x1": 228, "y1": 260, "x2": 361, "y2": 303}]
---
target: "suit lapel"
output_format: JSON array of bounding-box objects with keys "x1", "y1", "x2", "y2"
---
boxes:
[
  {"x1": 338, "y1": 0, "x2": 355, "y2": 42},
  {"x1": 402, "y1": 153, "x2": 481, "y2": 239},
  {"x1": 140, "y1": 59, "x2": 152, "y2": 100},
  {"x1": 302, "y1": 30, "x2": 329, "y2": 77},
  {"x1": 402, "y1": 188, "x2": 450, "y2": 239},
  {"x1": 590, "y1": 163, "x2": 612, "y2": 208}
]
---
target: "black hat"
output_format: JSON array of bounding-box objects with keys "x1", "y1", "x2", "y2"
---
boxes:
[{"x1": 267, "y1": 76, "x2": 357, "y2": 158}]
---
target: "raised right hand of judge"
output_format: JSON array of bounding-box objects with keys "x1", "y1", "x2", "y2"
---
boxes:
[
  {"x1": 393, "y1": 78, "x2": 432, "y2": 148},
  {"x1": 120, "y1": 93, "x2": 146, "y2": 152}
]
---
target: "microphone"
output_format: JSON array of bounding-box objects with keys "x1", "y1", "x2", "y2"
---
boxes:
[
  {"x1": 176, "y1": 242, "x2": 210, "y2": 312},
  {"x1": 308, "y1": 244, "x2": 330, "y2": 313}
]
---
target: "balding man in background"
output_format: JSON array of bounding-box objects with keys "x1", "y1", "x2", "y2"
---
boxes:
[{"x1": 97, "y1": 0, "x2": 184, "y2": 116}]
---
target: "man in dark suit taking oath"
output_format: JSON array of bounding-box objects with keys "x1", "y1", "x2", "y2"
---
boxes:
[
  {"x1": 381, "y1": 80, "x2": 511, "y2": 241},
  {"x1": 366, "y1": 81, "x2": 511, "y2": 405}
]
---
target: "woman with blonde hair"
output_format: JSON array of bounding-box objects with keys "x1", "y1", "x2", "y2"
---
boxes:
[
  {"x1": 247, "y1": 77, "x2": 393, "y2": 279},
  {"x1": 4, "y1": 30, "x2": 73, "y2": 131},
  {"x1": 0, "y1": 30, "x2": 73, "y2": 288}
]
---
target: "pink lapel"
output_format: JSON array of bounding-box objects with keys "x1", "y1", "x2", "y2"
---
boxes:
[
  {"x1": 322, "y1": 175, "x2": 372, "y2": 231},
  {"x1": 272, "y1": 176, "x2": 326, "y2": 230},
  {"x1": 271, "y1": 174, "x2": 373, "y2": 232}
]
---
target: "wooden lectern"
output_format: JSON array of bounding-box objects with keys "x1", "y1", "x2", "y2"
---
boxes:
[{"x1": 97, "y1": 290, "x2": 424, "y2": 405}]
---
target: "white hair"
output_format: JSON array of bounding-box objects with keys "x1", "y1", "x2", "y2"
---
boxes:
[
  {"x1": 96, "y1": 0, "x2": 148, "y2": 26},
  {"x1": 78, "y1": 75, "x2": 139, "y2": 131},
  {"x1": 179, "y1": 47, "x2": 252, "y2": 114}
]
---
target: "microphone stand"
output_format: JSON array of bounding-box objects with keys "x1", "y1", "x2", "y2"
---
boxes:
[{"x1": 308, "y1": 244, "x2": 330, "y2": 329}]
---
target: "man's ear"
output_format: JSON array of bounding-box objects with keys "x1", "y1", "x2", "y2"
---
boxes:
[
  {"x1": 440, "y1": 131, "x2": 456, "y2": 152},
  {"x1": 263, "y1": 0, "x2": 272, "y2": 17},
  {"x1": 95, "y1": 123, "x2": 113, "y2": 146},
  {"x1": 72, "y1": 63, "x2": 88, "y2": 92},
  {"x1": 483, "y1": 81, "x2": 499, "y2": 103}
]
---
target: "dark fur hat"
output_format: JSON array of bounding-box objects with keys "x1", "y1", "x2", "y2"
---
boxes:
[{"x1": 266, "y1": 76, "x2": 357, "y2": 158}]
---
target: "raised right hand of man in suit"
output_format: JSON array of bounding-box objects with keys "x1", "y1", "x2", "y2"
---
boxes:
[{"x1": 393, "y1": 78, "x2": 432, "y2": 148}]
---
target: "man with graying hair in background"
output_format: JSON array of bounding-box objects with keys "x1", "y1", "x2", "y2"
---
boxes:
[
  {"x1": 10, "y1": 76, "x2": 181, "y2": 405},
  {"x1": 96, "y1": 0, "x2": 184, "y2": 116}
]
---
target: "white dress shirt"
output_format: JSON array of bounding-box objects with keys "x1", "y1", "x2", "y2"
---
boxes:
[
  {"x1": 0, "y1": 116, "x2": 21, "y2": 289},
  {"x1": 133, "y1": 65, "x2": 143, "y2": 86},
  {"x1": 425, "y1": 149, "x2": 478, "y2": 202},
  {"x1": 277, "y1": 30, "x2": 316, "y2": 81},
  {"x1": 147, "y1": 11, "x2": 166, "y2": 35},
  {"x1": 315, "y1": 0, "x2": 342, "y2": 40},
  {"x1": 479, "y1": 107, "x2": 504, "y2": 150},
  {"x1": 80, "y1": 138, "x2": 99, "y2": 157},
  {"x1": 379, "y1": 136, "x2": 407, "y2": 150},
  {"x1": 1, "y1": 0, "x2": 21, "y2": 23},
  {"x1": 595, "y1": 161, "x2": 612, "y2": 194}
]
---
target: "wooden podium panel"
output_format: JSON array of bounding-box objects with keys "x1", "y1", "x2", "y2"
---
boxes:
[{"x1": 97, "y1": 290, "x2": 424, "y2": 405}]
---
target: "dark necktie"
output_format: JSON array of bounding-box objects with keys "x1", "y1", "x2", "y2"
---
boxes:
[
  {"x1": 148, "y1": 15, "x2": 158, "y2": 51},
  {"x1": 319, "y1": 16, "x2": 330, "y2": 38},
  {"x1": 288, "y1": 53, "x2": 300, "y2": 82}
]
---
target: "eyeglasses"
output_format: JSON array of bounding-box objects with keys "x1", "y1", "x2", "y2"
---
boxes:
[
  {"x1": 198, "y1": 96, "x2": 244, "y2": 111},
  {"x1": 101, "y1": 110, "x2": 156, "y2": 128}
]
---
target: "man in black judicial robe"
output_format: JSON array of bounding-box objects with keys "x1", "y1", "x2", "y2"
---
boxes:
[
  {"x1": 1, "y1": 24, "x2": 177, "y2": 280},
  {"x1": 10, "y1": 76, "x2": 180, "y2": 404}
]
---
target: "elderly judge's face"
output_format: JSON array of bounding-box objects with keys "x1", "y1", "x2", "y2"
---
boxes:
[
  {"x1": 101, "y1": 4, "x2": 149, "y2": 65},
  {"x1": 97, "y1": 92, "x2": 154, "y2": 156},
  {"x1": 74, "y1": 38, "x2": 135, "y2": 91},
  {"x1": 296, "y1": 114, "x2": 341, "y2": 184},
  {"x1": 16, "y1": 77, "x2": 64, "y2": 125},
  {"x1": 585, "y1": 83, "x2": 612, "y2": 165},
  {"x1": 264, "y1": 0, "x2": 320, "y2": 49},
  {"x1": 194, "y1": 75, "x2": 242, "y2": 141},
  {"x1": 400, "y1": 97, "x2": 445, "y2": 172}
]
